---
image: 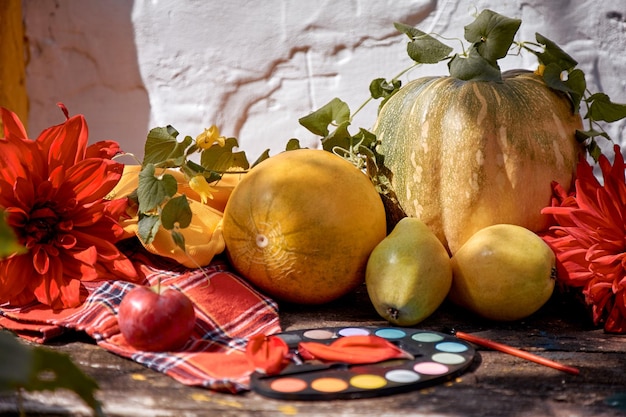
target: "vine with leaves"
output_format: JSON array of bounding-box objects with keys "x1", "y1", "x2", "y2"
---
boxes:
[{"x1": 138, "y1": 9, "x2": 626, "y2": 252}]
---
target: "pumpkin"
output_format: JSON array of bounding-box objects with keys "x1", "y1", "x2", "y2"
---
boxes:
[{"x1": 373, "y1": 69, "x2": 583, "y2": 254}]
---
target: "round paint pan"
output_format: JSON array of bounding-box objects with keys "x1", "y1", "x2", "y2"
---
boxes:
[{"x1": 250, "y1": 326, "x2": 476, "y2": 400}]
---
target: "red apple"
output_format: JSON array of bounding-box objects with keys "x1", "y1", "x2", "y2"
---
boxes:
[{"x1": 117, "y1": 284, "x2": 196, "y2": 352}]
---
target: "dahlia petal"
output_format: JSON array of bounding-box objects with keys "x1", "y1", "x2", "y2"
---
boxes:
[
  {"x1": 1, "y1": 107, "x2": 28, "y2": 139},
  {"x1": 56, "y1": 233, "x2": 78, "y2": 250},
  {"x1": 605, "y1": 292, "x2": 626, "y2": 333},
  {"x1": 66, "y1": 201, "x2": 104, "y2": 228},
  {"x1": 603, "y1": 144, "x2": 625, "y2": 183},
  {"x1": 38, "y1": 114, "x2": 88, "y2": 173},
  {"x1": 12, "y1": 176, "x2": 36, "y2": 209},
  {"x1": 0, "y1": 138, "x2": 40, "y2": 184},
  {"x1": 71, "y1": 245, "x2": 98, "y2": 264},
  {"x1": 62, "y1": 254, "x2": 99, "y2": 282},
  {"x1": 32, "y1": 246, "x2": 51, "y2": 275},
  {"x1": 86, "y1": 140, "x2": 122, "y2": 159},
  {"x1": 64, "y1": 159, "x2": 124, "y2": 202},
  {"x1": 0, "y1": 256, "x2": 34, "y2": 301}
]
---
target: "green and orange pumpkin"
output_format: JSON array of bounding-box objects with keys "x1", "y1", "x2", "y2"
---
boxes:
[{"x1": 373, "y1": 12, "x2": 584, "y2": 254}]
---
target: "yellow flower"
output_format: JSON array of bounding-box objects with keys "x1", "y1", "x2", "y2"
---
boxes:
[
  {"x1": 189, "y1": 175, "x2": 217, "y2": 204},
  {"x1": 195, "y1": 125, "x2": 225, "y2": 149}
]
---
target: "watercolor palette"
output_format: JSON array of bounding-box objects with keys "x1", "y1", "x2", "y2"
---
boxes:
[{"x1": 250, "y1": 326, "x2": 476, "y2": 400}]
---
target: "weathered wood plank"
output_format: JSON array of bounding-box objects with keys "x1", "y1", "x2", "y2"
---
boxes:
[{"x1": 1, "y1": 287, "x2": 624, "y2": 417}]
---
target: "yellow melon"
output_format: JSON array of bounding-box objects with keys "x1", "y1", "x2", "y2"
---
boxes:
[{"x1": 222, "y1": 149, "x2": 387, "y2": 304}]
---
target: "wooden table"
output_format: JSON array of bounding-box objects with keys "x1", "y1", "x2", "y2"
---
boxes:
[{"x1": 1, "y1": 285, "x2": 624, "y2": 417}]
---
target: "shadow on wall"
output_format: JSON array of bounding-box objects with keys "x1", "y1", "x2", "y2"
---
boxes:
[{"x1": 23, "y1": 0, "x2": 150, "y2": 160}]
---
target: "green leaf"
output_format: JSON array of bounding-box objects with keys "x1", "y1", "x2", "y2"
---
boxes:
[
  {"x1": 588, "y1": 93, "x2": 626, "y2": 123},
  {"x1": 0, "y1": 212, "x2": 26, "y2": 258},
  {"x1": 143, "y1": 126, "x2": 192, "y2": 167},
  {"x1": 534, "y1": 33, "x2": 578, "y2": 71},
  {"x1": 251, "y1": 149, "x2": 271, "y2": 168},
  {"x1": 137, "y1": 214, "x2": 161, "y2": 244},
  {"x1": 464, "y1": 9, "x2": 521, "y2": 64},
  {"x1": 575, "y1": 129, "x2": 610, "y2": 161},
  {"x1": 448, "y1": 47, "x2": 502, "y2": 82},
  {"x1": 200, "y1": 137, "x2": 250, "y2": 172},
  {"x1": 28, "y1": 348, "x2": 104, "y2": 416},
  {"x1": 170, "y1": 230, "x2": 186, "y2": 252},
  {"x1": 575, "y1": 128, "x2": 611, "y2": 142},
  {"x1": 137, "y1": 164, "x2": 178, "y2": 213},
  {"x1": 285, "y1": 138, "x2": 303, "y2": 151},
  {"x1": 299, "y1": 98, "x2": 351, "y2": 137},
  {"x1": 564, "y1": 68, "x2": 586, "y2": 113},
  {"x1": 586, "y1": 138, "x2": 603, "y2": 162},
  {"x1": 161, "y1": 195, "x2": 192, "y2": 230},
  {"x1": 353, "y1": 127, "x2": 378, "y2": 150},
  {"x1": 393, "y1": 22, "x2": 453, "y2": 64},
  {"x1": 0, "y1": 331, "x2": 104, "y2": 416},
  {"x1": 369, "y1": 78, "x2": 401, "y2": 100},
  {"x1": 541, "y1": 64, "x2": 585, "y2": 112},
  {"x1": 0, "y1": 331, "x2": 34, "y2": 389},
  {"x1": 320, "y1": 120, "x2": 353, "y2": 153}
]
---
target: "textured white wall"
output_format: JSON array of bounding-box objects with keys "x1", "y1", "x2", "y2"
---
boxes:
[{"x1": 23, "y1": 0, "x2": 626, "y2": 161}]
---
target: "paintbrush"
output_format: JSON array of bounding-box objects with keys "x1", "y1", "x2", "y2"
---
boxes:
[{"x1": 449, "y1": 329, "x2": 580, "y2": 376}]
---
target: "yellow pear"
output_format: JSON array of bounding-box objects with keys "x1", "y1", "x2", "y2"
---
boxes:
[
  {"x1": 366, "y1": 217, "x2": 452, "y2": 326},
  {"x1": 449, "y1": 224, "x2": 556, "y2": 321}
]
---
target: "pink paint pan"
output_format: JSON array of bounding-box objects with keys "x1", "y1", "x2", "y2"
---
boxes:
[{"x1": 250, "y1": 326, "x2": 476, "y2": 400}]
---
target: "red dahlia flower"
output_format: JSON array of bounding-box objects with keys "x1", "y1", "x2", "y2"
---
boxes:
[
  {"x1": 541, "y1": 144, "x2": 626, "y2": 334},
  {"x1": 0, "y1": 104, "x2": 139, "y2": 309}
]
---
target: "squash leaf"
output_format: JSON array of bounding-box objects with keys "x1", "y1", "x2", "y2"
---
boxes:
[
  {"x1": 143, "y1": 126, "x2": 192, "y2": 167},
  {"x1": 369, "y1": 78, "x2": 401, "y2": 100},
  {"x1": 320, "y1": 120, "x2": 353, "y2": 152},
  {"x1": 587, "y1": 93, "x2": 626, "y2": 123},
  {"x1": 185, "y1": 159, "x2": 222, "y2": 183},
  {"x1": 0, "y1": 211, "x2": 26, "y2": 258},
  {"x1": 250, "y1": 149, "x2": 271, "y2": 167},
  {"x1": 448, "y1": 47, "x2": 502, "y2": 82},
  {"x1": 200, "y1": 137, "x2": 250, "y2": 172},
  {"x1": 0, "y1": 331, "x2": 104, "y2": 417},
  {"x1": 394, "y1": 22, "x2": 453, "y2": 64},
  {"x1": 533, "y1": 33, "x2": 578, "y2": 71},
  {"x1": 370, "y1": 78, "x2": 402, "y2": 112},
  {"x1": 161, "y1": 195, "x2": 192, "y2": 230},
  {"x1": 285, "y1": 138, "x2": 303, "y2": 151},
  {"x1": 137, "y1": 213, "x2": 161, "y2": 245},
  {"x1": 170, "y1": 230, "x2": 186, "y2": 253},
  {"x1": 464, "y1": 9, "x2": 521, "y2": 65},
  {"x1": 299, "y1": 98, "x2": 351, "y2": 137},
  {"x1": 542, "y1": 65, "x2": 586, "y2": 113},
  {"x1": 137, "y1": 164, "x2": 178, "y2": 213}
]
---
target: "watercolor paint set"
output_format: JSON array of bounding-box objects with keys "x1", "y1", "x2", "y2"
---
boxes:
[{"x1": 250, "y1": 326, "x2": 476, "y2": 400}]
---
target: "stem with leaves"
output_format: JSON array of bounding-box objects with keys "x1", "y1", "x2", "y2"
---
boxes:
[{"x1": 299, "y1": 9, "x2": 626, "y2": 166}]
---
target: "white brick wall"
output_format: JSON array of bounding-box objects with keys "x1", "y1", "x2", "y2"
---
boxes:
[{"x1": 23, "y1": 0, "x2": 626, "y2": 160}]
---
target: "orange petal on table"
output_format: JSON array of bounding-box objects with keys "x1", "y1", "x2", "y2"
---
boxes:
[
  {"x1": 298, "y1": 335, "x2": 413, "y2": 364},
  {"x1": 246, "y1": 334, "x2": 290, "y2": 375}
]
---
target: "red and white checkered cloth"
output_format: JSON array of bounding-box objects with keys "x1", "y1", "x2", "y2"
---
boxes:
[{"x1": 0, "y1": 245, "x2": 281, "y2": 393}]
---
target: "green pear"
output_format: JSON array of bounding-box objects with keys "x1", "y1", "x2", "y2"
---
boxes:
[{"x1": 365, "y1": 217, "x2": 452, "y2": 326}]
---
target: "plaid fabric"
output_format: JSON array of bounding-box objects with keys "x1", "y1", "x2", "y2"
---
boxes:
[{"x1": 0, "y1": 245, "x2": 281, "y2": 393}]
